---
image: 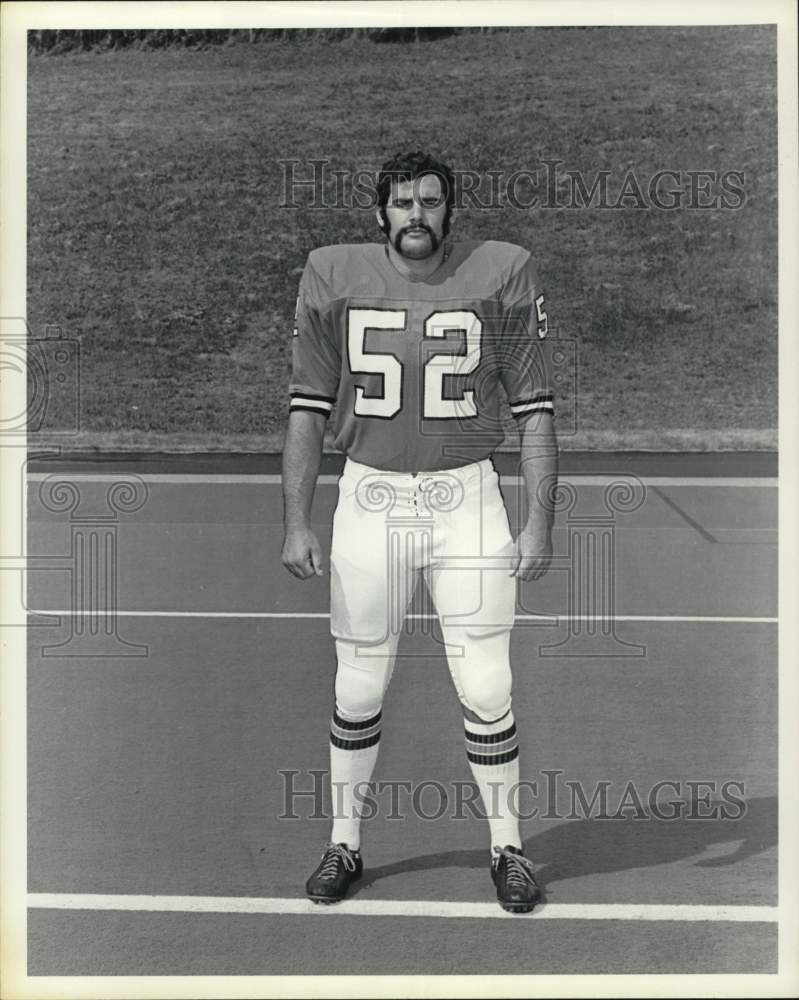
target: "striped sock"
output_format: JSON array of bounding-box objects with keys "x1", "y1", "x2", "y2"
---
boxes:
[
  {"x1": 329, "y1": 707, "x2": 382, "y2": 851},
  {"x1": 464, "y1": 711, "x2": 522, "y2": 849}
]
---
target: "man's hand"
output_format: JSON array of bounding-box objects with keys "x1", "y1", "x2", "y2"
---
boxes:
[
  {"x1": 509, "y1": 525, "x2": 553, "y2": 581},
  {"x1": 282, "y1": 526, "x2": 325, "y2": 579}
]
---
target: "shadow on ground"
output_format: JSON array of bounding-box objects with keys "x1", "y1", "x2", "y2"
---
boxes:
[{"x1": 350, "y1": 795, "x2": 777, "y2": 899}]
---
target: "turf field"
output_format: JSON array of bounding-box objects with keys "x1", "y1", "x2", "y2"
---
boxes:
[
  {"x1": 26, "y1": 26, "x2": 777, "y2": 445},
  {"x1": 24, "y1": 454, "x2": 777, "y2": 976}
]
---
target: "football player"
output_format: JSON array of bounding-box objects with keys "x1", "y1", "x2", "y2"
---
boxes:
[{"x1": 282, "y1": 150, "x2": 557, "y2": 913}]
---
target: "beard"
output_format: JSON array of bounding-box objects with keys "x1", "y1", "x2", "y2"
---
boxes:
[{"x1": 392, "y1": 223, "x2": 441, "y2": 259}]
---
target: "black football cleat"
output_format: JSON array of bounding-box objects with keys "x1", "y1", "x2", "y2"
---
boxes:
[
  {"x1": 305, "y1": 842, "x2": 363, "y2": 904},
  {"x1": 491, "y1": 845, "x2": 542, "y2": 913}
]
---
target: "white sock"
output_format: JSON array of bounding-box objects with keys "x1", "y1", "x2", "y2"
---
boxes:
[
  {"x1": 328, "y1": 706, "x2": 381, "y2": 851},
  {"x1": 464, "y1": 710, "x2": 522, "y2": 849}
]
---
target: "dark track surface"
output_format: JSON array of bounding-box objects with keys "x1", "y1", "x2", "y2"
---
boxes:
[{"x1": 24, "y1": 464, "x2": 778, "y2": 976}]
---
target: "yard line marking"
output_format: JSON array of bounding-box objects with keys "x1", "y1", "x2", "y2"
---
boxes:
[
  {"x1": 25, "y1": 473, "x2": 778, "y2": 488},
  {"x1": 27, "y1": 610, "x2": 778, "y2": 624},
  {"x1": 27, "y1": 893, "x2": 777, "y2": 923}
]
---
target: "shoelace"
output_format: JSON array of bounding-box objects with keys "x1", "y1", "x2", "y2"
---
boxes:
[
  {"x1": 495, "y1": 848, "x2": 537, "y2": 890},
  {"x1": 318, "y1": 843, "x2": 358, "y2": 880}
]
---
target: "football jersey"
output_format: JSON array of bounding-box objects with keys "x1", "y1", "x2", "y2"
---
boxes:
[{"x1": 290, "y1": 240, "x2": 553, "y2": 472}]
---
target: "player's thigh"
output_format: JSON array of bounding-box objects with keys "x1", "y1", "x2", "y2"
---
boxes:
[
  {"x1": 428, "y1": 472, "x2": 516, "y2": 637},
  {"x1": 330, "y1": 478, "x2": 413, "y2": 643}
]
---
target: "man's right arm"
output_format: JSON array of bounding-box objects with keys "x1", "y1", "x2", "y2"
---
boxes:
[{"x1": 281, "y1": 409, "x2": 327, "y2": 579}]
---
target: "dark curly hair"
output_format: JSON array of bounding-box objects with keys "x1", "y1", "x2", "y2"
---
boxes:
[{"x1": 376, "y1": 150, "x2": 456, "y2": 237}]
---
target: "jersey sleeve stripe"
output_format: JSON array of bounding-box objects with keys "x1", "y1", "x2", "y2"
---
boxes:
[
  {"x1": 290, "y1": 402, "x2": 334, "y2": 416},
  {"x1": 290, "y1": 391, "x2": 337, "y2": 403},
  {"x1": 290, "y1": 393, "x2": 335, "y2": 415},
  {"x1": 509, "y1": 392, "x2": 554, "y2": 418}
]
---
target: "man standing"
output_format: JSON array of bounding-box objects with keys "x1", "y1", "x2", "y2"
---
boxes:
[{"x1": 282, "y1": 150, "x2": 557, "y2": 913}]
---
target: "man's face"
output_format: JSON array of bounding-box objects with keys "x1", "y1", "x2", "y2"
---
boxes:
[{"x1": 380, "y1": 173, "x2": 448, "y2": 259}]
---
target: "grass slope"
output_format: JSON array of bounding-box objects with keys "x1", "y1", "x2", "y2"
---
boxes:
[{"x1": 27, "y1": 27, "x2": 777, "y2": 447}]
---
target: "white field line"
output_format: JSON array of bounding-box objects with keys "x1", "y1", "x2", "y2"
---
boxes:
[
  {"x1": 25, "y1": 473, "x2": 778, "y2": 488},
  {"x1": 27, "y1": 610, "x2": 778, "y2": 624},
  {"x1": 27, "y1": 892, "x2": 777, "y2": 924}
]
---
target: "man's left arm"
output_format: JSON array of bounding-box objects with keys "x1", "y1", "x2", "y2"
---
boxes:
[{"x1": 509, "y1": 410, "x2": 558, "y2": 581}]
